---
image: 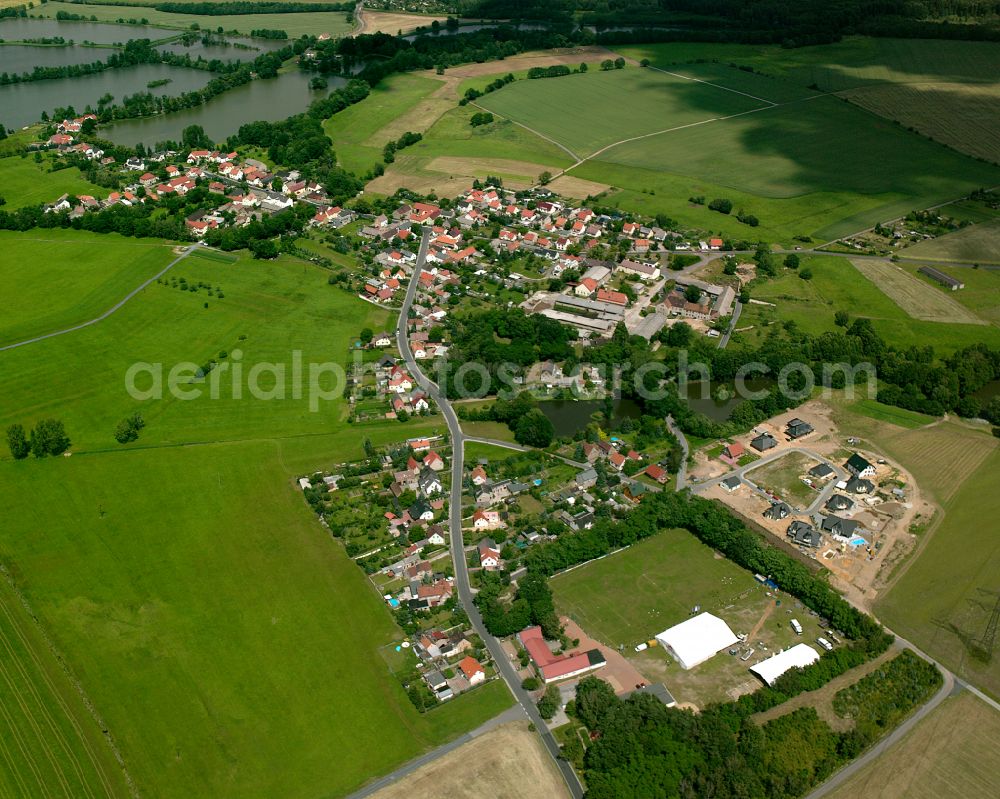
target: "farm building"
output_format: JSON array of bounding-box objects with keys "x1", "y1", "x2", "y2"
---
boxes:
[
  {"x1": 750, "y1": 643, "x2": 820, "y2": 686},
  {"x1": 919, "y1": 266, "x2": 964, "y2": 290},
  {"x1": 518, "y1": 626, "x2": 606, "y2": 683},
  {"x1": 655, "y1": 612, "x2": 740, "y2": 670}
]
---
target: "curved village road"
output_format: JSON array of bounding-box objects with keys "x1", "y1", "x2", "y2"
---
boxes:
[
  {"x1": 0, "y1": 241, "x2": 202, "y2": 353},
  {"x1": 395, "y1": 227, "x2": 585, "y2": 799}
]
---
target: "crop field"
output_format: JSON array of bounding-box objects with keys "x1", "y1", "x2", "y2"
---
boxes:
[
  {"x1": 0, "y1": 156, "x2": 105, "y2": 211},
  {"x1": 737, "y1": 256, "x2": 1000, "y2": 353},
  {"x1": 850, "y1": 259, "x2": 986, "y2": 325},
  {"x1": 0, "y1": 230, "x2": 176, "y2": 347},
  {"x1": 826, "y1": 692, "x2": 1000, "y2": 799},
  {"x1": 907, "y1": 263, "x2": 1000, "y2": 326},
  {"x1": 0, "y1": 236, "x2": 510, "y2": 797},
  {"x1": 900, "y1": 219, "x2": 1000, "y2": 266},
  {"x1": 0, "y1": 576, "x2": 130, "y2": 798},
  {"x1": 39, "y1": 1, "x2": 356, "y2": 37},
  {"x1": 477, "y1": 67, "x2": 767, "y2": 159}
]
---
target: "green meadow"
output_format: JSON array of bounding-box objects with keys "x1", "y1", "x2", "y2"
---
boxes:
[
  {"x1": 0, "y1": 230, "x2": 175, "y2": 346},
  {"x1": 735, "y1": 255, "x2": 1000, "y2": 353},
  {"x1": 0, "y1": 156, "x2": 105, "y2": 211},
  {"x1": 0, "y1": 231, "x2": 510, "y2": 797}
]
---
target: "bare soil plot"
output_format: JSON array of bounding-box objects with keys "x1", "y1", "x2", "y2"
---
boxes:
[
  {"x1": 547, "y1": 174, "x2": 611, "y2": 199},
  {"x1": 851, "y1": 259, "x2": 986, "y2": 325},
  {"x1": 370, "y1": 721, "x2": 571, "y2": 799},
  {"x1": 842, "y1": 81, "x2": 1000, "y2": 165},
  {"x1": 358, "y1": 10, "x2": 447, "y2": 35},
  {"x1": 825, "y1": 691, "x2": 1000, "y2": 799}
]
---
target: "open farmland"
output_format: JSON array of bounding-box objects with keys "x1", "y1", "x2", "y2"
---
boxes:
[
  {"x1": 850, "y1": 259, "x2": 986, "y2": 325},
  {"x1": 0, "y1": 231, "x2": 178, "y2": 347},
  {"x1": 735, "y1": 256, "x2": 1000, "y2": 353},
  {"x1": 825, "y1": 692, "x2": 1000, "y2": 799},
  {"x1": 39, "y1": 1, "x2": 356, "y2": 36},
  {"x1": 371, "y1": 722, "x2": 570, "y2": 799},
  {"x1": 907, "y1": 263, "x2": 1000, "y2": 326},
  {"x1": 900, "y1": 219, "x2": 1000, "y2": 266},
  {"x1": 0, "y1": 237, "x2": 510, "y2": 797},
  {"x1": 0, "y1": 157, "x2": 104, "y2": 212},
  {"x1": 0, "y1": 576, "x2": 130, "y2": 798}
]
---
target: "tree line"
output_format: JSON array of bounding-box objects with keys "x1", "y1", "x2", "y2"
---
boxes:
[{"x1": 6, "y1": 420, "x2": 71, "y2": 459}]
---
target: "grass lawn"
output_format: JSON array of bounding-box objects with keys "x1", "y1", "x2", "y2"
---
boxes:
[
  {"x1": 904, "y1": 262, "x2": 1000, "y2": 326},
  {"x1": 464, "y1": 441, "x2": 522, "y2": 464},
  {"x1": 551, "y1": 528, "x2": 760, "y2": 647},
  {"x1": 40, "y1": 1, "x2": 356, "y2": 36},
  {"x1": 848, "y1": 399, "x2": 936, "y2": 430},
  {"x1": 0, "y1": 238, "x2": 510, "y2": 796},
  {"x1": 741, "y1": 256, "x2": 1000, "y2": 353},
  {"x1": 459, "y1": 420, "x2": 517, "y2": 444},
  {"x1": 0, "y1": 230, "x2": 177, "y2": 346},
  {"x1": 825, "y1": 691, "x2": 1000, "y2": 799},
  {"x1": 0, "y1": 155, "x2": 105, "y2": 210},
  {"x1": 323, "y1": 72, "x2": 444, "y2": 176}
]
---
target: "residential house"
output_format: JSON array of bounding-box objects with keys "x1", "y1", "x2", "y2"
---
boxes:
[
  {"x1": 785, "y1": 418, "x2": 814, "y2": 439},
  {"x1": 645, "y1": 464, "x2": 668, "y2": 484},
  {"x1": 809, "y1": 463, "x2": 835, "y2": 480},
  {"x1": 763, "y1": 501, "x2": 791, "y2": 520},
  {"x1": 751, "y1": 432, "x2": 778, "y2": 452},
  {"x1": 418, "y1": 467, "x2": 443, "y2": 496},
  {"x1": 477, "y1": 537, "x2": 502, "y2": 569},
  {"x1": 458, "y1": 656, "x2": 486, "y2": 685},
  {"x1": 845, "y1": 453, "x2": 876, "y2": 479},
  {"x1": 825, "y1": 494, "x2": 854, "y2": 512},
  {"x1": 787, "y1": 520, "x2": 822, "y2": 548},
  {"x1": 721, "y1": 475, "x2": 742, "y2": 492},
  {"x1": 820, "y1": 515, "x2": 861, "y2": 537},
  {"x1": 723, "y1": 442, "x2": 745, "y2": 459},
  {"x1": 845, "y1": 476, "x2": 874, "y2": 495}
]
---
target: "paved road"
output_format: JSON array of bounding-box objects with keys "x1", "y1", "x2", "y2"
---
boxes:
[
  {"x1": 347, "y1": 704, "x2": 526, "y2": 798},
  {"x1": 0, "y1": 241, "x2": 202, "y2": 353},
  {"x1": 395, "y1": 228, "x2": 585, "y2": 799}
]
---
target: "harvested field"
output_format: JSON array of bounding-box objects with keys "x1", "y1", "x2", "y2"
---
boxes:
[
  {"x1": 547, "y1": 174, "x2": 612, "y2": 199},
  {"x1": 370, "y1": 721, "x2": 570, "y2": 799},
  {"x1": 825, "y1": 692, "x2": 1000, "y2": 799},
  {"x1": 447, "y1": 46, "x2": 620, "y2": 83},
  {"x1": 426, "y1": 156, "x2": 552, "y2": 185},
  {"x1": 900, "y1": 219, "x2": 1000, "y2": 266},
  {"x1": 359, "y1": 10, "x2": 446, "y2": 35},
  {"x1": 367, "y1": 166, "x2": 482, "y2": 198},
  {"x1": 851, "y1": 259, "x2": 986, "y2": 325},
  {"x1": 842, "y1": 82, "x2": 1000, "y2": 165}
]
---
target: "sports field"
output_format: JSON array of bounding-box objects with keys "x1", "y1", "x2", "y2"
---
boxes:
[
  {"x1": 0, "y1": 233, "x2": 510, "y2": 796},
  {"x1": 0, "y1": 230, "x2": 176, "y2": 346},
  {"x1": 738, "y1": 256, "x2": 1000, "y2": 353},
  {"x1": 850, "y1": 259, "x2": 986, "y2": 325},
  {"x1": 0, "y1": 156, "x2": 105, "y2": 211},
  {"x1": 826, "y1": 692, "x2": 1000, "y2": 799},
  {"x1": 476, "y1": 65, "x2": 1000, "y2": 242},
  {"x1": 40, "y1": 1, "x2": 356, "y2": 36}
]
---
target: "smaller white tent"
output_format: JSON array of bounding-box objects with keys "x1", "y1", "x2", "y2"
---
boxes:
[
  {"x1": 750, "y1": 643, "x2": 820, "y2": 686},
  {"x1": 655, "y1": 612, "x2": 739, "y2": 670}
]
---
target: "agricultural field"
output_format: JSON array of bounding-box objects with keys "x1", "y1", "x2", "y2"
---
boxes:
[
  {"x1": 826, "y1": 692, "x2": 1000, "y2": 799},
  {"x1": 0, "y1": 234, "x2": 510, "y2": 797},
  {"x1": 736, "y1": 255, "x2": 1000, "y2": 353},
  {"x1": 899, "y1": 219, "x2": 1000, "y2": 266},
  {"x1": 0, "y1": 575, "x2": 131, "y2": 798},
  {"x1": 0, "y1": 230, "x2": 176, "y2": 347},
  {"x1": 371, "y1": 721, "x2": 570, "y2": 799},
  {"x1": 0, "y1": 156, "x2": 105, "y2": 211},
  {"x1": 358, "y1": 10, "x2": 447, "y2": 36},
  {"x1": 323, "y1": 72, "x2": 445, "y2": 176},
  {"x1": 850, "y1": 259, "x2": 986, "y2": 325},
  {"x1": 39, "y1": 1, "x2": 357, "y2": 37},
  {"x1": 905, "y1": 263, "x2": 1000, "y2": 326}
]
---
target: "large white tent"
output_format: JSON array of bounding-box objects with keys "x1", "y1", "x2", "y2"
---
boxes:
[
  {"x1": 750, "y1": 643, "x2": 820, "y2": 686},
  {"x1": 655, "y1": 612, "x2": 739, "y2": 670}
]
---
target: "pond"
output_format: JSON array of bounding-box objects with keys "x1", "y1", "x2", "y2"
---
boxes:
[
  {"x1": 0, "y1": 42, "x2": 115, "y2": 73},
  {"x1": 0, "y1": 17, "x2": 170, "y2": 45},
  {"x1": 156, "y1": 35, "x2": 285, "y2": 63},
  {"x1": 102, "y1": 71, "x2": 347, "y2": 147},
  {"x1": 538, "y1": 397, "x2": 643, "y2": 438},
  {"x1": 680, "y1": 378, "x2": 774, "y2": 422},
  {"x1": 1, "y1": 63, "x2": 214, "y2": 128},
  {"x1": 972, "y1": 380, "x2": 1000, "y2": 403}
]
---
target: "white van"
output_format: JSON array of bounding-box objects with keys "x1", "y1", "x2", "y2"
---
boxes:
[
  {"x1": 790, "y1": 619, "x2": 803, "y2": 635},
  {"x1": 816, "y1": 637, "x2": 833, "y2": 652}
]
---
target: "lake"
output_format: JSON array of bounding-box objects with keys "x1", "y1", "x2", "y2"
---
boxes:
[
  {"x1": 102, "y1": 71, "x2": 347, "y2": 147},
  {"x1": 0, "y1": 17, "x2": 170, "y2": 45},
  {"x1": 1, "y1": 63, "x2": 214, "y2": 128},
  {"x1": 539, "y1": 397, "x2": 643, "y2": 438},
  {"x1": 681, "y1": 378, "x2": 774, "y2": 422},
  {"x1": 1, "y1": 43, "x2": 115, "y2": 74}
]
